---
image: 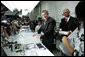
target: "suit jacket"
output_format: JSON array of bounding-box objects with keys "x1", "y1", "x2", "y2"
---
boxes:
[
  {"x1": 38, "y1": 17, "x2": 56, "y2": 43},
  {"x1": 59, "y1": 16, "x2": 79, "y2": 31}
]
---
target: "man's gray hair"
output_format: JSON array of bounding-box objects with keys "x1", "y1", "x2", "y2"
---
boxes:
[
  {"x1": 42, "y1": 10, "x2": 49, "y2": 14},
  {"x1": 64, "y1": 9, "x2": 70, "y2": 13}
]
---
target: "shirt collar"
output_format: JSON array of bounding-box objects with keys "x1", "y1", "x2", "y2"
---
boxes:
[
  {"x1": 65, "y1": 16, "x2": 70, "y2": 22},
  {"x1": 44, "y1": 16, "x2": 49, "y2": 22}
]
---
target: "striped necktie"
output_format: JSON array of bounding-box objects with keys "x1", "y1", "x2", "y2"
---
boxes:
[{"x1": 66, "y1": 18, "x2": 68, "y2": 24}]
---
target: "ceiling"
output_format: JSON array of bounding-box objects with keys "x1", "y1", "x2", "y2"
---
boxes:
[{"x1": 1, "y1": 1, "x2": 40, "y2": 15}]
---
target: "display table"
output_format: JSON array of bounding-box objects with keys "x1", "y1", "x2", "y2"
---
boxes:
[{"x1": 1, "y1": 26, "x2": 54, "y2": 56}]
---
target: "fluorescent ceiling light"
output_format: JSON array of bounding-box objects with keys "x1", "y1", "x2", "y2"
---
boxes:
[{"x1": 1, "y1": 1, "x2": 40, "y2": 15}]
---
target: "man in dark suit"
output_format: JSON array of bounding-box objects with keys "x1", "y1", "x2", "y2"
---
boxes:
[
  {"x1": 33, "y1": 10, "x2": 56, "y2": 52},
  {"x1": 59, "y1": 9, "x2": 79, "y2": 33}
]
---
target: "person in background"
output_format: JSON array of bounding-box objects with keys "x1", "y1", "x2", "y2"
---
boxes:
[
  {"x1": 3, "y1": 26, "x2": 9, "y2": 40},
  {"x1": 35, "y1": 20, "x2": 42, "y2": 32},
  {"x1": 1, "y1": 26, "x2": 5, "y2": 40},
  {"x1": 10, "y1": 22, "x2": 18, "y2": 35},
  {"x1": 1, "y1": 23, "x2": 11, "y2": 40},
  {"x1": 59, "y1": 9, "x2": 79, "y2": 36},
  {"x1": 33, "y1": 10, "x2": 56, "y2": 52},
  {"x1": 6, "y1": 22, "x2": 11, "y2": 36},
  {"x1": 61, "y1": 1, "x2": 84, "y2": 56},
  {"x1": 30, "y1": 21, "x2": 35, "y2": 32}
]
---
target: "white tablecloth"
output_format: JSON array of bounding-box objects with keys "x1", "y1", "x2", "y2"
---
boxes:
[{"x1": 2, "y1": 26, "x2": 54, "y2": 56}]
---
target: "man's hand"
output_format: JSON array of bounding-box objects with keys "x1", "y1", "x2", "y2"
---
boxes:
[
  {"x1": 37, "y1": 34, "x2": 42, "y2": 37},
  {"x1": 33, "y1": 34, "x2": 37, "y2": 37},
  {"x1": 62, "y1": 36, "x2": 68, "y2": 44},
  {"x1": 33, "y1": 34, "x2": 41, "y2": 37},
  {"x1": 62, "y1": 36, "x2": 74, "y2": 56}
]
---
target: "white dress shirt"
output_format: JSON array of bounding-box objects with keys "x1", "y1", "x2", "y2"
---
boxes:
[
  {"x1": 35, "y1": 25, "x2": 41, "y2": 32},
  {"x1": 65, "y1": 16, "x2": 70, "y2": 22}
]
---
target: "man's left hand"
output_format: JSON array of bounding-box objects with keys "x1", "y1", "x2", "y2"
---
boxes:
[{"x1": 37, "y1": 34, "x2": 42, "y2": 37}]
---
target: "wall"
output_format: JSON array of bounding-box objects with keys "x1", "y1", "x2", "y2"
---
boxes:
[{"x1": 29, "y1": 1, "x2": 79, "y2": 28}]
